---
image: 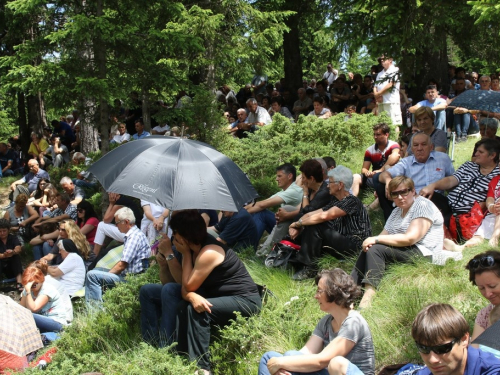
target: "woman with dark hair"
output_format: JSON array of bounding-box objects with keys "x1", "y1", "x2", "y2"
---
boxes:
[
  {"x1": 139, "y1": 210, "x2": 261, "y2": 375},
  {"x1": 0, "y1": 219, "x2": 23, "y2": 290},
  {"x1": 27, "y1": 177, "x2": 49, "y2": 206},
  {"x1": 258, "y1": 268, "x2": 375, "y2": 375},
  {"x1": 76, "y1": 200, "x2": 99, "y2": 247},
  {"x1": 269, "y1": 96, "x2": 293, "y2": 120},
  {"x1": 309, "y1": 96, "x2": 332, "y2": 118},
  {"x1": 466, "y1": 250, "x2": 500, "y2": 345}
]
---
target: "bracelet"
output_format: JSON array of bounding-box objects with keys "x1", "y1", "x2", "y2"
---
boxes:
[
  {"x1": 375, "y1": 237, "x2": 379, "y2": 244},
  {"x1": 303, "y1": 195, "x2": 308, "y2": 199},
  {"x1": 298, "y1": 218, "x2": 303, "y2": 227}
]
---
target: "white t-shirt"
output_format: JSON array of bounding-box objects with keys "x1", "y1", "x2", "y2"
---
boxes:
[
  {"x1": 375, "y1": 64, "x2": 401, "y2": 104},
  {"x1": 152, "y1": 124, "x2": 170, "y2": 133},
  {"x1": 57, "y1": 253, "x2": 86, "y2": 296},
  {"x1": 112, "y1": 133, "x2": 131, "y2": 144},
  {"x1": 44, "y1": 275, "x2": 73, "y2": 322}
]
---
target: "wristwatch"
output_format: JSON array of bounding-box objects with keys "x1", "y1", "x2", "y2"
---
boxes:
[{"x1": 165, "y1": 253, "x2": 175, "y2": 262}]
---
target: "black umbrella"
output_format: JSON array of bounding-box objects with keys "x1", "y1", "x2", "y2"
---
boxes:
[
  {"x1": 451, "y1": 90, "x2": 500, "y2": 113},
  {"x1": 471, "y1": 316, "x2": 500, "y2": 351},
  {"x1": 88, "y1": 136, "x2": 258, "y2": 211}
]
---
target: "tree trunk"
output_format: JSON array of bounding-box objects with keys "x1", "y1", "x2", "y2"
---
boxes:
[
  {"x1": 283, "y1": 12, "x2": 302, "y2": 93},
  {"x1": 142, "y1": 87, "x2": 151, "y2": 131},
  {"x1": 17, "y1": 92, "x2": 30, "y2": 157},
  {"x1": 26, "y1": 93, "x2": 46, "y2": 135}
]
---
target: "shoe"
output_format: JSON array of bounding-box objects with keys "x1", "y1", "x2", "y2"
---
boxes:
[
  {"x1": 292, "y1": 266, "x2": 315, "y2": 281},
  {"x1": 256, "y1": 245, "x2": 271, "y2": 258}
]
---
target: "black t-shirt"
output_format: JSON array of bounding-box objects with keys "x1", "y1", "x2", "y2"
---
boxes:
[
  {"x1": 198, "y1": 209, "x2": 218, "y2": 227},
  {"x1": 214, "y1": 208, "x2": 259, "y2": 250},
  {"x1": 0, "y1": 234, "x2": 21, "y2": 254},
  {"x1": 116, "y1": 195, "x2": 143, "y2": 227},
  {"x1": 197, "y1": 235, "x2": 259, "y2": 298}
]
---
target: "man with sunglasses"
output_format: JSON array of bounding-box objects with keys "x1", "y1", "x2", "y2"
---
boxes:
[{"x1": 412, "y1": 303, "x2": 500, "y2": 375}]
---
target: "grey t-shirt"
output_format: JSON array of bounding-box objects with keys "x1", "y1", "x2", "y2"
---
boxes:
[{"x1": 312, "y1": 311, "x2": 375, "y2": 375}]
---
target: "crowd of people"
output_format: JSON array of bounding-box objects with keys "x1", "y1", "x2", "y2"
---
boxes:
[{"x1": 2, "y1": 59, "x2": 500, "y2": 374}]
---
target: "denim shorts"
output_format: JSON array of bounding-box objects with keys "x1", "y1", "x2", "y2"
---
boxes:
[{"x1": 346, "y1": 361, "x2": 364, "y2": 375}]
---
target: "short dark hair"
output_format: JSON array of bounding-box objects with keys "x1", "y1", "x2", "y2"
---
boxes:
[
  {"x1": 276, "y1": 163, "x2": 296, "y2": 181},
  {"x1": 270, "y1": 97, "x2": 283, "y2": 106},
  {"x1": 475, "y1": 138, "x2": 500, "y2": 163},
  {"x1": 51, "y1": 120, "x2": 60, "y2": 127},
  {"x1": 364, "y1": 75, "x2": 373, "y2": 81},
  {"x1": 455, "y1": 67, "x2": 466, "y2": 74},
  {"x1": 411, "y1": 303, "x2": 469, "y2": 346},
  {"x1": 313, "y1": 96, "x2": 324, "y2": 105},
  {"x1": 169, "y1": 210, "x2": 207, "y2": 245},
  {"x1": 56, "y1": 192, "x2": 71, "y2": 204},
  {"x1": 426, "y1": 85, "x2": 438, "y2": 91},
  {"x1": 300, "y1": 159, "x2": 323, "y2": 183},
  {"x1": 315, "y1": 268, "x2": 360, "y2": 308},
  {"x1": 0, "y1": 218, "x2": 11, "y2": 230},
  {"x1": 373, "y1": 122, "x2": 390, "y2": 134},
  {"x1": 400, "y1": 134, "x2": 411, "y2": 148},
  {"x1": 323, "y1": 156, "x2": 336, "y2": 169},
  {"x1": 466, "y1": 250, "x2": 500, "y2": 284},
  {"x1": 135, "y1": 118, "x2": 144, "y2": 125}
]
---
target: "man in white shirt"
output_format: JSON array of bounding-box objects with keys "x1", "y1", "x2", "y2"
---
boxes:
[
  {"x1": 374, "y1": 55, "x2": 402, "y2": 127},
  {"x1": 245, "y1": 98, "x2": 272, "y2": 129},
  {"x1": 322, "y1": 63, "x2": 337, "y2": 88}
]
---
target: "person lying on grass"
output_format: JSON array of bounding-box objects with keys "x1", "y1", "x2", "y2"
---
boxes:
[{"x1": 258, "y1": 268, "x2": 375, "y2": 375}]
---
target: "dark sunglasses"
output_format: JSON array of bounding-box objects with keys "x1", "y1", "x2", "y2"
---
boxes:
[
  {"x1": 415, "y1": 338, "x2": 458, "y2": 355},
  {"x1": 468, "y1": 255, "x2": 496, "y2": 270},
  {"x1": 390, "y1": 188, "x2": 412, "y2": 199}
]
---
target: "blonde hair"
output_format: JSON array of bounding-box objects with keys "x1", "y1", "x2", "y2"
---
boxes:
[{"x1": 61, "y1": 220, "x2": 91, "y2": 260}]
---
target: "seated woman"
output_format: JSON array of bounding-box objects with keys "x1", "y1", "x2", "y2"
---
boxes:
[
  {"x1": 139, "y1": 210, "x2": 261, "y2": 375},
  {"x1": 4, "y1": 193, "x2": 39, "y2": 245},
  {"x1": 258, "y1": 268, "x2": 375, "y2": 375},
  {"x1": 76, "y1": 200, "x2": 100, "y2": 249},
  {"x1": 19, "y1": 266, "x2": 73, "y2": 333},
  {"x1": 26, "y1": 177, "x2": 48, "y2": 207},
  {"x1": 0, "y1": 219, "x2": 23, "y2": 290},
  {"x1": 288, "y1": 166, "x2": 371, "y2": 280},
  {"x1": 140, "y1": 200, "x2": 170, "y2": 247},
  {"x1": 465, "y1": 250, "x2": 500, "y2": 346},
  {"x1": 352, "y1": 176, "x2": 443, "y2": 308},
  {"x1": 47, "y1": 239, "x2": 86, "y2": 295},
  {"x1": 37, "y1": 182, "x2": 59, "y2": 217},
  {"x1": 308, "y1": 97, "x2": 332, "y2": 118},
  {"x1": 269, "y1": 97, "x2": 294, "y2": 120}
]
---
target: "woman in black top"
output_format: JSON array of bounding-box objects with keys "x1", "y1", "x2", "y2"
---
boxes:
[{"x1": 139, "y1": 210, "x2": 261, "y2": 375}]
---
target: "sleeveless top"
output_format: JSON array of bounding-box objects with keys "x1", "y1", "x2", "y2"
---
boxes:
[{"x1": 197, "y1": 235, "x2": 259, "y2": 299}]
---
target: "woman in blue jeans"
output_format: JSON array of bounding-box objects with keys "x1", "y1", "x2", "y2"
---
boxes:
[
  {"x1": 258, "y1": 269, "x2": 375, "y2": 375},
  {"x1": 140, "y1": 210, "x2": 262, "y2": 375}
]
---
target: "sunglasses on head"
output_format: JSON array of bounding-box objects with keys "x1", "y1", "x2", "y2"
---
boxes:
[
  {"x1": 415, "y1": 338, "x2": 458, "y2": 355},
  {"x1": 390, "y1": 188, "x2": 412, "y2": 199},
  {"x1": 468, "y1": 255, "x2": 496, "y2": 270}
]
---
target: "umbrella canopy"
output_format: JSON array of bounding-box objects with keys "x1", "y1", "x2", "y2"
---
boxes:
[
  {"x1": 88, "y1": 136, "x2": 258, "y2": 211},
  {"x1": 471, "y1": 316, "x2": 500, "y2": 351},
  {"x1": 451, "y1": 90, "x2": 500, "y2": 113},
  {"x1": 0, "y1": 294, "x2": 43, "y2": 357}
]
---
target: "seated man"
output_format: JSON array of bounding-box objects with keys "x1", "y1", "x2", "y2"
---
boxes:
[
  {"x1": 9, "y1": 159, "x2": 50, "y2": 202},
  {"x1": 151, "y1": 123, "x2": 170, "y2": 136},
  {"x1": 110, "y1": 123, "x2": 131, "y2": 144},
  {"x1": 229, "y1": 108, "x2": 249, "y2": 138},
  {"x1": 71, "y1": 152, "x2": 98, "y2": 190},
  {"x1": 59, "y1": 176, "x2": 85, "y2": 205},
  {"x1": 85, "y1": 207, "x2": 150, "y2": 304},
  {"x1": 352, "y1": 123, "x2": 400, "y2": 196},
  {"x1": 245, "y1": 163, "x2": 303, "y2": 248},
  {"x1": 244, "y1": 98, "x2": 272, "y2": 130},
  {"x1": 407, "y1": 107, "x2": 447, "y2": 155},
  {"x1": 132, "y1": 118, "x2": 151, "y2": 140},
  {"x1": 409, "y1": 85, "x2": 448, "y2": 131},
  {"x1": 0, "y1": 142, "x2": 20, "y2": 177},
  {"x1": 208, "y1": 207, "x2": 259, "y2": 251},
  {"x1": 412, "y1": 303, "x2": 500, "y2": 375},
  {"x1": 45, "y1": 136, "x2": 70, "y2": 168},
  {"x1": 377, "y1": 133, "x2": 454, "y2": 222},
  {"x1": 292, "y1": 88, "x2": 313, "y2": 118}
]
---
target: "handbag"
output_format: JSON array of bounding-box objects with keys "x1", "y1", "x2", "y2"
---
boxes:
[
  {"x1": 264, "y1": 239, "x2": 300, "y2": 268},
  {"x1": 449, "y1": 201, "x2": 485, "y2": 243}
]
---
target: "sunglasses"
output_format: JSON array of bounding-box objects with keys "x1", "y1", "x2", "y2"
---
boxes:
[
  {"x1": 468, "y1": 255, "x2": 496, "y2": 270},
  {"x1": 390, "y1": 188, "x2": 412, "y2": 199},
  {"x1": 415, "y1": 338, "x2": 458, "y2": 355}
]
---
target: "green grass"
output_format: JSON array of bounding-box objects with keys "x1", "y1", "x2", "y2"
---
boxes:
[{"x1": 18, "y1": 136, "x2": 489, "y2": 374}]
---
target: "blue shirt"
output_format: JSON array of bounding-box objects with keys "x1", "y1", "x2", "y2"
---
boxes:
[
  {"x1": 387, "y1": 151, "x2": 455, "y2": 193},
  {"x1": 121, "y1": 226, "x2": 150, "y2": 275},
  {"x1": 214, "y1": 207, "x2": 259, "y2": 250},
  {"x1": 21, "y1": 169, "x2": 50, "y2": 193},
  {"x1": 416, "y1": 346, "x2": 500, "y2": 375},
  {"x1": 58, "y1": 121, "x2": 76, "y2": 143},
  {"x1": 132, "y1": 131, "x2": 151, "y2": 140}
]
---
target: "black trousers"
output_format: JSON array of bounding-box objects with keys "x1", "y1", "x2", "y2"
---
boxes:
[
  {"x1": 351, "y1": 244, "x2": 429, "y2": 288},
  {"x1": 295, "y1": 222, "x2": 359, "y2": 267},
  {"x1": 0, "y1": 254, "x2": 23, "y2": 280},
  {"x1": 175, "y1": 293, "x2": 262, "y2": 370}
]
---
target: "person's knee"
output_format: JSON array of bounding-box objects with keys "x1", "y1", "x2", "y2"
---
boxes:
[{"x1": 328, "y1": 356, "x2": 349, "y2": 375}]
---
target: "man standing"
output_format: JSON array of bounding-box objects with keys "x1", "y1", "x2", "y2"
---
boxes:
[
  {"x1": 377, "y1": 133, "x2": 454, "y2": 221},
  {"x1": 132, "y1": 119, "x2": 151, "y2": 140},
  {"x1": 245, "y1": 163, "x2": 303, "y2": 244},
  {"x1": 9, "y1": 159, "x2": 50, "y2": 201},
  {"x1": 409, "y1": 85, "x2": 448, "y2": 131},
  {"x1": 322, "y1": 63, "x2": 337, "y2": 89},
  {"x1": 374, "y1": 55, "x2": 402, "y2": 127},
  {"x1": 412, "y1": 303, "x2": 500, "y2": 375},
  {"x1": 85, "y1": 207, "x2": 150, "y2": 304}
]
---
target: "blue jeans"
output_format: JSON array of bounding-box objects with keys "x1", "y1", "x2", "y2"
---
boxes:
[
  {"x1": 73, "y1": 178, "x2": 97, "y2": 189},
  {"x1": 140, "y1": 283, "x2": 182, "y2": 347},
  {"x1": 435, "y1": 110, "x2": 446, "y2": 131},
  {"x1": 252, "y1": 210, "x2": 276, "y2": 239},
  {"x1": 469, "y1": 116, "x2": 479, "y2": 134},
  {"x1": 454, "y1": 113, "x2": 470, "y2": 138},
  {"x1": 85, "y1": 270, "x2": 124, "y2": 304},
  {"x1": 258, "y1": 350, "x2": 329, "y2": 375},
  {"x1": 32, "y1": 242, "x2": 53, "y2": 260},
  {"x1": 33, "y1": 313, "x2": 63, "y2": 333}
]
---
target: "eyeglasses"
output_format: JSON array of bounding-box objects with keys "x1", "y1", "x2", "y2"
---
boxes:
[
  {"x1": 468, "y1": 255, "x2": 496, "y2": 270},
  {"x1": 390, "y1": 188, "x2": 412, "y2": 199},
  {"x1": 415, "y1": 338, "x2": 458, "y2": 355},
  {"x1": 115, "y1": 220, "x2": 125, "y2": 225},
  {"x1": 315, "y1": 288, "x2": 326, "y2": 295},
  {"x1": 328, "y1": 180, "x2": 340, "y2": 185}
]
